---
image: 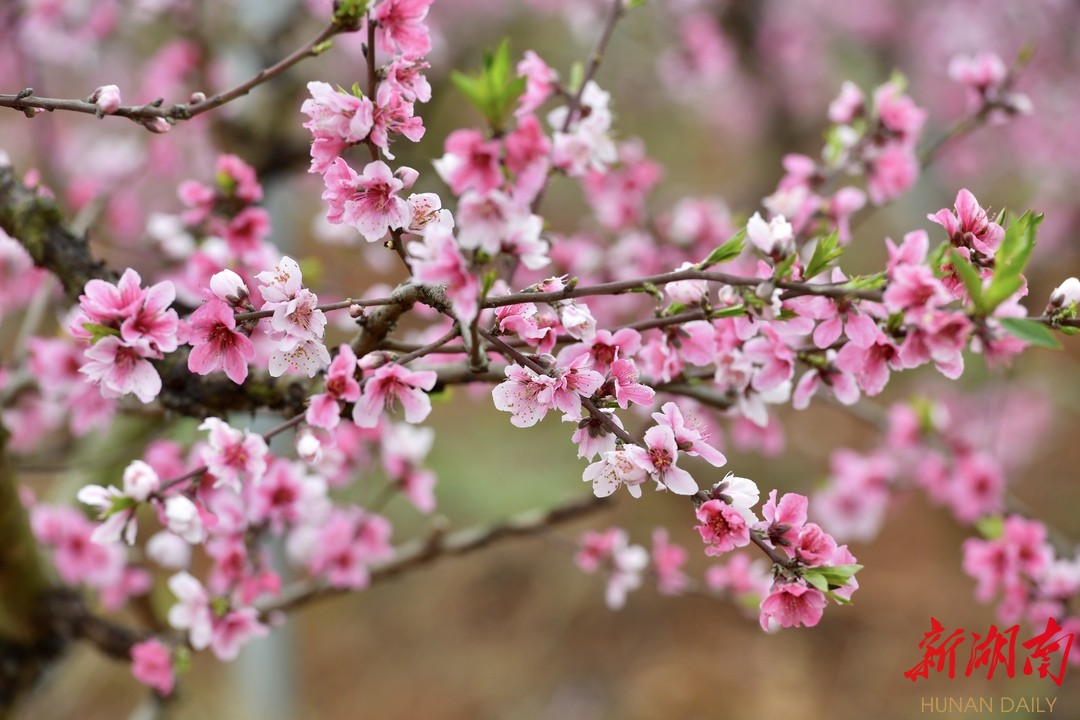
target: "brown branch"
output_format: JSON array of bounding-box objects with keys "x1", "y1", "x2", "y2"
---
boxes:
[
  {"x1": 0, "y1": 163, "x2": 116, "y2": 296},
  {"x1": 260, "y1": 494, "x2": 611, "y2": 617},
  {"x1": 0, "y1": 22, "x2": 345, "y2": 128}
]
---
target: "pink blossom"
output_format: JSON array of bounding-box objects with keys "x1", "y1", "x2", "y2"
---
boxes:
[
  {"x1": 651, "y1": 528, "x2": 688, "y2": 595},
  {"x1": 947, "y1": 453, "x2": 1005, "y2": 524},
  {"x1": 866, "y1": 144, "x2": 918, "y2": 205},
  {"x1": 291, "y1": 507, "x2": 393, "y2": 590},
  {"x1": 546, "y1": 354, "x2": 605, "y2": 420},
  {"x1": 574, "y1": 529, "x2": 649, "y2": 611},
  {"x1": 665, "y1": 262, "x2": 710, "y2": 305},
  {"x1": 79, "y1": 268, "x2": 148, "y2": 325},
  {"x1": 248, "y1": 459, "x2": 328, "y2": 534},
  {"x1": 504, "y1": 114, "x2": 551, "y2": 202},
  {"x1": 186, "y1": 298, "x2": 256, "y2": 384},
  {"x1": 215, "y1": 155, "x2": 264, "y2": 204},
  {"x1": 516, "y1": 50, "x2": 557, "y2": 117},
  {"x1": 705, "y1": 554, "x2": 772, "y2": 598},
  {"x1": 224, "y1": 207, "x2": 272, "y2": 259},
  {"x1": 167, "y1": 571, "x2": 214, "y2": 649},
  {"x1": 746, "y1": 212, "x2": 794, "y2": 257},
  {"x1": 380, "y1": 57, "x2": 432, "y2": 105},
  {"x1": 405, "y1": 192, "x2": 453, "y2": 235},
  {"x1": 927, "y1": 189, "x2": 1005, "y2": 258},
  {"x1": 211, "y1": 608, "x2": 269, "y2": 661},
  {"x1": 322, "y1": 158, "x2": 413, "y2": 242},
  {"x1": 582, "y1": 449, "x2": 648, "y2": 499},
  {"x1": 491, "y1": 363, "x2": 557, "y2": 428},
  {"x1": 198, "y1": 417, "x2": 269, "y2": 491},
  {"x1": 948, "y1": 53, "x2": 1007, "y2": 94},
  {"x1": 433, "y1": 129, "x2": 503, "y2": 196},
  {"x1": 583, "y1": 140, "x2": 662, "y2": 230},
  {"x1": 792, "y1": 361, "x2": 860, "y2": 409},
  {"x1": 163, "y1": 495, "x2": 207, "y2": 544},
  {"x1": 558, "y1": 301, "x2": 596, "y2": 341},
  {"x1": 373, "y1": 0, "x2": 433, "y2": 59},
  {"x1": 410, "y1": 227, "x2": 479, "y2": 322},
  {"x1": 625, "y1": 425, "x2": 698, "y2": 495},
  {"x1": 130, "y1": 639, "x2": 174, "y2": 696},
  {"x1": 301, "y1": 81, "x2": 374, "y2": 173},
  {"x1": 353, "y1": 362, "x2": 437, "y2": 427},
  {"x1": 608, "y1": 357, "x2": 655, "y2": 409},
  {"x1": 652, "y1": 401, "x2": 726, "y2": 467},
  {"x1": 381, "y1": 423, "x2": 437, "y2": 513},
  {"x1": 369, "y1": 92, "x2": 426, "y2": 158},
  {"x1": 694, "y1": 499, "x2": 751, "y2": 555},
  {"x1": 79, "y1": 336, "x2": 162, "y2": 404},
  {"x1": 306, "y1": 345, "x2": 361, "y2": 429},
  {"x1": 835, "y1": 333, "x2": 902, "y2": 396},
  {"x1": 794, "y1": 523, "x2": 838, "y2": 567},
  {"x1": 549, "y1": 82, "x2": 617, "y2": 177},
  {"x1": 873, "y1": 81, "x2": 926, "y2": 139},
  {"x1": 828, "y1": 80, "x2": 864, "y2": 124},
  {"x1": 759, "y1": 581, "x2": 827, "y2": 631},
  {"x1": 758, "y1": 490, "x2": 807, "y2": 553}
]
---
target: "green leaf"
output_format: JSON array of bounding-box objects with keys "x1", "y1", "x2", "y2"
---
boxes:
[
  {"x1": 568, "y1": 62, "x2": 584, "y2": 95},
  {"x1": 999, "y1": 317, "x2": 1062, "y2": 350},
  {"x1": 82, "y1": 322, "x2": 121, "y2": 344},
  {"x1": 974, "y1": 515, "x2": 1004, "y2": 540},
  {"x1": 802, "y1": 571, "x2": 828, "y2": 592},
  {"x1": 773, "y1": 252, "x2": 798, "y2": 282},
  {"x1": 709, "y1": 304, "x2": 747, "y2": 319},
  {"x1": 332, "y1": 0, "x2": 369, "y2": 24},
  {"x1": 451, "y1": 39, "x2": 525, "y2": 132},
  {"x1": 804, "y1": 231, "x2": 844, "y2": 280},
  {"x1": 664, "y1": 302, "x2": 687, "y2": 316},
  {"x1": 450, "y1": 71, "x2": 491, "y2": 118},
  {"x1": 983, "y1": 211, "x2": 1043, "y2": 312},
  {"x1": 928, "y1": 242, "x2": 949, "y2": 277},
  {"x1": 698, "y1": 229, "x2": 745, "y2": 268},
  {"x1": 824, "y1": 590, "x2": 852, "y2": 605},
  {"x1": 842, "y1": 272, "x2": 886, "y2": 291},
  {"x1": 480, "y1": 269, "x2": 498, "y2": 300},
  {"x1": 948, "y1": 249, "x2": 984, "y2": 311}
]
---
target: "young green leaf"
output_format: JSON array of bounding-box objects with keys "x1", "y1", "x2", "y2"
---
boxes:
[
  {"x1": 698, "y1": 229, "x2": 745, "y2": 268},
  {"x1": 804, "y1": 231, "x2": 844, "y2": 280},
  {"x1": 999, "y1": 317, "x2": 1062, "y2": 350},
  {"x1": 948, "y1": 249, "x2": 984, "y2": 311},
  {"x1": 983, "y1": 211, "x2": 1043, "y2": 312}
]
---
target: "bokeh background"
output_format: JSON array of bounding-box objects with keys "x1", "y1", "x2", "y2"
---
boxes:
[{"x1": 4, "y1": 0, "x2": 1080, "y2": 718}]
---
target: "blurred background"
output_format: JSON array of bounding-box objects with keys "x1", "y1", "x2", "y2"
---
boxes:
[{"x1": 3, "y1": 0, "x2": 1080, "y2": 717}]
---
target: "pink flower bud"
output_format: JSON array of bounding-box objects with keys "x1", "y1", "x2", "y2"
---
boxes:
[
  {"x1": 209, "y1": 269, "x2": 249, "y2": 305},
  {"x1": 91, "y1": 84, "x2": 122, "y2": 115},
  {"x1": 122, "y1": 460, "x2": 160, "y2": 502},
  {"x1": 189, "y1": 91, "x2": 207, "y2": 104},
  {"x1": 143, "y1": 117, "x2": 171, "y2": 134}
]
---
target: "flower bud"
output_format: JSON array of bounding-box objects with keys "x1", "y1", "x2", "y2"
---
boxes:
[
  {"x1": 1049, "y1": 277, "x2": 1080, "y2": 308},
  {"x1": 122, "y1": 460, "x2": 161, "y2": 502},
  {"x1": 164, "y1": 495, "x2": 206, "y2": 544},
  {"x1": 209, "y1": 269, "x2": 249, "y2": 305},
  {"x1": 90, "y1": 84, "x2": 122, "y2": 115},
  {"x1": 143, "y1": 117, "x2": 171, "y2": 134}
]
